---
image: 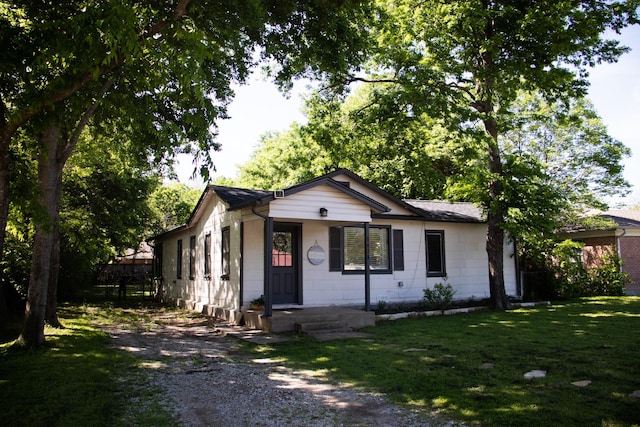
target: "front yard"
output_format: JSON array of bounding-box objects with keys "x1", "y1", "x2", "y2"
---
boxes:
[
  {"x1": 247, "y1": 297, "x2": 640, "y2": 426},
  {"x1": 1, "y1": 296, "x2": 638, "y2": 426}
]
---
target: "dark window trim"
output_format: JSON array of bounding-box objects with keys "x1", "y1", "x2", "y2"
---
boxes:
[
  {"x1": 393, "y1": 229, "x2": 404, "y2": 271},
  {"x1": 204, "y1": 232, "x2": 211, "y2": 279},
  {"x1": 330, "y1": 225, "x2": 396, "y2": 275},
  {"x1": 221, "y1": 227, "x2": 230, "y2": 281},
  {"x1": 425, "y1": 230, "x2": 446, "y2": 277},
  {"x1": 176, "y1": 239, "x2": 183, "y2": 279},
  {"x1": 189, "y1": 235, "x2": 196, "y2": 280}
]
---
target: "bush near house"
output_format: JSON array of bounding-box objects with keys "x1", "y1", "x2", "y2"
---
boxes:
[
  {"x1": 422, "y1": 282, "x2": 457, "y2": 310},
  {"x1": 550, "y1": 240, "x2": 628, "y2": 298}
]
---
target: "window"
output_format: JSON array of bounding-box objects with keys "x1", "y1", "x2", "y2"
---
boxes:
[
  {"x1": 154, "y1": 242, "x2": 163, "y2": 278},
  {"x1": 330, "y1": 226, "x2": 401, "y2": 274},
  {"x1": 221, "y1": 227, "x2": 230, "y2": 280},
  {"x1": 176, "y1": 239, "x2": 182, "y2": 279},
  {"x1": 189, "y1": 235, "x2": 196, "y2": 279},
  {"x1": 204, "y1": 232, "x2": 211, "y2": 278},
  {"x1": 425, "y1": 230, "x2": 446, "y2": 277},
  {"x1": 273, "y1": 231, "x2": 293, "y2": 267}
]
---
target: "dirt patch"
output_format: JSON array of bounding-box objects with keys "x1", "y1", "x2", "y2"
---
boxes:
[{"x1": 101, "y1": 307, "x2": 462, "y2": 427}]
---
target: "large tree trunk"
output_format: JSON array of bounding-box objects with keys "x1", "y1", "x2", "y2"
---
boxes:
[
  {"x1": 18, "y1": 124, "x2": 65, "y2": 347},
  {"x1": 45, "y1": 224, "x2": 63, "y2": 328},
  {"x1": 0, "y1": 135, "x2": 10, "y2": 327},
  {"x1": 476, "y1": 7, "x2": 510, "y2": 311},
  {"x1": 484, "y1": 116, "x2": 511, "y2": 311}
]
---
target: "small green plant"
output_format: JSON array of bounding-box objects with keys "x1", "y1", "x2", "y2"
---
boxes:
[
  {"x1": 250, "y1": 295, "x2": 265, "y2": 309},
  {"x1": 423, "y1": 282, "x2": 456, "y2": 310},
  {"x1": 377, "y1": 300, "x2": 388, "y2": 313}
]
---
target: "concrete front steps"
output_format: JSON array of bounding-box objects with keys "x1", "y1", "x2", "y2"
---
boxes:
[
  {"x1": 243, "y1": 306, "x2": 376, "y2": 333},
  {"x1": 294, "y1": 315, "x2": 351, "y2": 334}
]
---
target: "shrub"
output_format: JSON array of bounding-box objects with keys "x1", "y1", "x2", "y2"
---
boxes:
[
  {"x1": 423, "y1": 282, "x2": 456, "y2": 310},
  {"x1": 549, "y1": 240, "x2": 589, "y2": 298},
  {"x1": 549, "y1": 240, "x2": 629, "y2": 298},
  {"x1": 587, "y1": 253, "x2": 628, "y2": 296}
]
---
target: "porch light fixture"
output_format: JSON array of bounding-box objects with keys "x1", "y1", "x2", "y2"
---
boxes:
[{"x1": 319, "y1": 207, "x2": 328, "y2": 217}]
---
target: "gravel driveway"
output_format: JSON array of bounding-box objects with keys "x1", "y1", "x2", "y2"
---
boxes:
[{"x1": 103, "y1": 307, "x2": 461, "y2": 427}]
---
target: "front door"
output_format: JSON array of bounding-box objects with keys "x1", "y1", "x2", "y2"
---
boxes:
[{"x1": 272, "y1": 224, "x2": 301, "y2": 304}]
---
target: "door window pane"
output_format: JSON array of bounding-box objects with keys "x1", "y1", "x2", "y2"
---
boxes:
[{"x1": 273, "y1": 231, "x2": 293, "y2": 267}]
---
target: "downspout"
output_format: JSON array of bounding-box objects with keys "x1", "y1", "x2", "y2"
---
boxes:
[
  {"x1": 616, "y1": 228, "x2": 627, "y2": 276},
  {"x1": 364, "y1": 221, "x2": 371, "y2": 311},
  {"x1": 513, "y1": 240, "x2": 522, "y2": 298},
  {"x1": 252, "y1": 206, "x2": 273, "y2": 318},
  {"x1": 239, "y1": 222, "x2": 244, "y2": 313}
]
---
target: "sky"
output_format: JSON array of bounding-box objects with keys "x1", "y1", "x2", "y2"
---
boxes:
[{"x1": 176, "y1": 25, "x2": 640, "y2": 207}]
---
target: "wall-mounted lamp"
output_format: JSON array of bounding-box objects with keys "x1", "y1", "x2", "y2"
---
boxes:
[{"x1": 319, "y1": 207, "x2": 328, "y2": 217}]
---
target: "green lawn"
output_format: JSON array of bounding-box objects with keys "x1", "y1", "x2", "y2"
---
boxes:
[
  {"x1": 2, "y1": 297, "x2": 638, "y2": 426},
  {"x1": 0, "y1": 300, "x2": 177, "y2": 427},
  {"x1": 246, "y1": 297, "x2": 640, "y2": 426}
]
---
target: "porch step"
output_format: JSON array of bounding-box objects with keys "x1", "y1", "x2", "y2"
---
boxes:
[
  {"x1": 267, "y1": 307, "x2": 376, "y2": 333},
  {"x1": 294, "y1": 320, "x2": 351, "y2": 333}
]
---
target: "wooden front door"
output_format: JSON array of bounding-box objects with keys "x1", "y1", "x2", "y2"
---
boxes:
[{"x1": 272, "y1": 224, "x2": 301, "y2": 304}]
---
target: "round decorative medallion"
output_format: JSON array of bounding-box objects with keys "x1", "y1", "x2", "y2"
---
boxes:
[{"x1": 307, "y1": 243, "x2": 325, "y2": 265}]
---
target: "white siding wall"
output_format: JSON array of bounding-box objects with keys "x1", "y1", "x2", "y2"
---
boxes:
[
  {"x1": 290, "y1": 218, "x2": 518, "y2": 308},
  {"x1": 160, "y1": 196, "x2": 244, "y2": 311},
  {"x1": 241, "y1": 218, "x2": 265, "y2": 305},
  {"x1": 330, "y1": 173, "x2": 416, "y2": 216},
  {"x1": 269, "y1": 185, "x2": 374, "y2": 222}
]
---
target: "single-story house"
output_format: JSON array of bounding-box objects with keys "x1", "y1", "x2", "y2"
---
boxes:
[
  {"x1": 150, "y1": 169, "x2": 519, "y2": 330},
  {"x1": 558, "y1": 209, "x2": 640, "y2": 295}
]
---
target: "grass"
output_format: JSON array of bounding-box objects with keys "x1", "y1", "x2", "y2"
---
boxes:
[
  {"x1": 0, "y1": 297, "x2": 177, "y2": 427},
  {"x1": 2, "y1": 296, "x2": 639, "y2": 426},
  {"x1": 245, "y1": 297, "x2": 640, "y2": 426}
]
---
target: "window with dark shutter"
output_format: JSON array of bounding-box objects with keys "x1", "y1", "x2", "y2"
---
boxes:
[
  {"x1": 189, "y1": 235, "x2": 196, "y2": 279},
  {"x1": 204, "y1": 233, "x2": 211, "y2": 278},
  {"x1": 393, "y1": 229, "x2": 404, "y2": 271},
  {"x1": 221, "y1": 227, "x2": 230, "y2": 280},
  {"x1": 329, "y1": 227, "x2": 342, "y2": 271},
  {"x1": 176, "y1": 239, "x2": 182, "y2": 279},
  {"x1": 329, "y1": 225, "x2": 396, "y2": 274}
]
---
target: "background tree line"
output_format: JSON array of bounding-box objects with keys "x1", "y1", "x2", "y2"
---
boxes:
[{"x1": 1, "y1": 0, "x2": 638, "y2": 346}]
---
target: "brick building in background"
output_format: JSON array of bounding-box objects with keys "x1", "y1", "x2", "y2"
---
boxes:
[{"x1": 560, "y1": 210, "x2": 640, "y2": 295}]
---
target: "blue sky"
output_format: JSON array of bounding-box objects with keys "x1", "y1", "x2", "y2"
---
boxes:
[{"x1": 177, "y1": 25, "x2": 640, "y2": 207}]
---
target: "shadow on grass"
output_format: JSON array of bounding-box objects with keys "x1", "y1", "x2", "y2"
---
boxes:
[
  {"x1": 0, "y1": 297, "x2": 176, "y2": 427},
  {"x1": 249, "y1": 297, "x2": 640, "y2": 427}
]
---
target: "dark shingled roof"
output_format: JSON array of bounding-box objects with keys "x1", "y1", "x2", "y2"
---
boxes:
[
  {"x1": 601, "y1": 210, "x2": 640, "y2": 228},
  {"x1": 590, "y1": 209, "x2": 640, "y2": 228},
  {"x1": 209, "y1": 185, "x2": 271, "y2": 209},
  {"x1": 404, "y1": 200, "x2": 484, "y2": 223},
  {"x1": 562, "y1": 209, "x2": 640, "y2": 233}
]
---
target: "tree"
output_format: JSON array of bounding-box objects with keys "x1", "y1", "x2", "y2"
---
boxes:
[
  {"x1": 331, "y1": 0, "x2": 639, "y2": 310},
  {"x1": 147, "y1": 183, "x2": 201, "y2": 236},
  {"x1": 59, "y1": 127, "x2": 160, "y2": 299},
  {"x1": 501, "y1": 92, "x2": 631, "y2": 210},
  {"x1": 3, "y1": 0, "x2": 375, "y2": 346},
  {"x1": 236, "y1": 125, "x2": 332, "y2": 189},
  {"x1": 237, "y1": 85, "x2": 469, "y2": 198}
]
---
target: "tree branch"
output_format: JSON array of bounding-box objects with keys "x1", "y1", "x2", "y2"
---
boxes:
[
  {"x1": 7, "y1": 0, "x2": 192, "y2": 133},
  {"x1": 345, "y1": 76, "x2": 399, "y2": 85},
  {"x1": 62, "y1": 79, "x2": 115, "y2": 162}
]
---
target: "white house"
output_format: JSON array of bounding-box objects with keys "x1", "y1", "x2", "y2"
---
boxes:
[{"x1": 151, "y1": 169, "x2": 519, "y2": 331}]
